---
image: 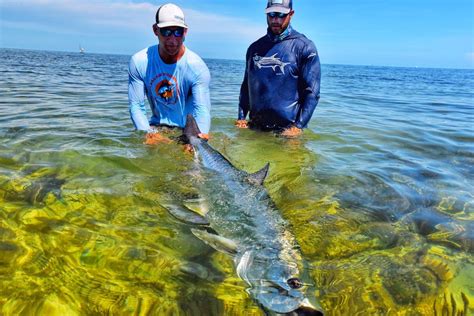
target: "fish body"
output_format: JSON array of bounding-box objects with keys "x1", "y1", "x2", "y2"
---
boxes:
[{"x1": 182, "y1": 114, "x2": 324, "y2": 315}]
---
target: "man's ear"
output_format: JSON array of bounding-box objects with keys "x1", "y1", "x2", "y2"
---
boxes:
[
  {"x1": 152, "y1": 24, "x2": 159, "y2": 36},
  {"x1": 183, "y1": 28, "x2": 188, "y2": 42}
]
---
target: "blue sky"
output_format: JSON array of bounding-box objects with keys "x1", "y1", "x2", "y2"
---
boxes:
[{"x1": 1, "y1": 0, "x2": 473, "y2": 69}]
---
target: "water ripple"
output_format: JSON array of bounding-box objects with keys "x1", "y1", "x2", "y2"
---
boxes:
[{"x1": 0, "y1": 48, "x2": 473, "y2": 315}]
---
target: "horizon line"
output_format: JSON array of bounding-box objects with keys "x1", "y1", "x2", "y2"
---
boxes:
[{"x1": 1, "y1": 46, "x2": 473, "y2": 71}]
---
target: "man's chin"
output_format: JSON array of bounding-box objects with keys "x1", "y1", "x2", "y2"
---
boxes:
[
  {"x1": 271, "y1": 26, "x2": 283, "y2": 34},
  {"x1": 165, "y1": 48, "x2": 179, "y2": 56}
]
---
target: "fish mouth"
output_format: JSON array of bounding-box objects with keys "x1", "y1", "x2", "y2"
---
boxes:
[
  {"x1": 291, "y1": 306, "x2": 324, "y2": 316},
  {"x1": 289, "y1": 299, "x2": 324, "y2": 316},
  {"x1": 255, "y1": 290, "x2": 324, "y2": 316}
]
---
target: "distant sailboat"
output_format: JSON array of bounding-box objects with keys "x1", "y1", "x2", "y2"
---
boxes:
[{"x1": 79, "y1": 44, "x2": 85, "y2": 54}]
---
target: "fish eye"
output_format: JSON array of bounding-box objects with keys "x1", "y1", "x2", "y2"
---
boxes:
[{"x1": 287, "y1": 277, "x2": 303, "y2": 289}]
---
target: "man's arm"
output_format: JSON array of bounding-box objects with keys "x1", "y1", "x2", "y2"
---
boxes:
[
  {"x1": 190, "y1": 65, "x2": 211, "y2": 135},
  {"x1": 295, "y1": 42, "x2": 321, "y2": 129},
  {"x1": 238, "y1": 49, "x2": 251, "y2": 121},
  {"x1": 128, "y1": 56, "x2": 151, "y2": 131}
]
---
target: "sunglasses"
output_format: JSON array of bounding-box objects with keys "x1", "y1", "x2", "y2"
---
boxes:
[
  {"x1": 267, "y1": 12, "x2": 288, "y2": 19},
  {"x1": 159, "y1": 28, "x2": 185, "y2": 38}
]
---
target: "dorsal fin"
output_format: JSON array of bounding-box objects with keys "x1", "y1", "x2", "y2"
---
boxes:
[
  {"x1": 184, "y1": 114, "x2": 201, "y2": 141},
  {"x1": 247, "y1": 163, "x2": 270, "y2": 185}
]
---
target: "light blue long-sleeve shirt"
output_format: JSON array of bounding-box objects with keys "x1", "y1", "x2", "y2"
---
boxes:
[{"x1": 128, "y1": 45, "x2": 211, "y2": 134}]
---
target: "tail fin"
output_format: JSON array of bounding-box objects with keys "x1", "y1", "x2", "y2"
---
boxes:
[{"x1": 184, "y1": 114, "x2": 201, "y2": 142}]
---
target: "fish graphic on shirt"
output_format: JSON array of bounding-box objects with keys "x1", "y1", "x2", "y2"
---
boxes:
[{"x1": 253, "y1": 53, "x2": 290, "y2": 75}]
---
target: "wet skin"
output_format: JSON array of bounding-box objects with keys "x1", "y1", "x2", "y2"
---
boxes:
[
  {"x1": 153, "y1": 25, "x2": 188, "y2": 64},
  {"x1": 267, "y1": 11, "x2": 294, "y2": 35}
]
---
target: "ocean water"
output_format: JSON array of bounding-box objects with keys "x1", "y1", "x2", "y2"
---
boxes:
[{"x1": 0, "y1": 48, "x2": 473, "y2": 315}]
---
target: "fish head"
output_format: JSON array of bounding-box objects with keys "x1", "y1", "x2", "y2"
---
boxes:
[{"x1": 237, "y1": 252, "x2": 324, "y2": 315}]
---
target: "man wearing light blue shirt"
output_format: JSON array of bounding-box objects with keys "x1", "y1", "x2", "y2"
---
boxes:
[{"x1": 128, "y1": 3, "x2": 211, "y2": 144}]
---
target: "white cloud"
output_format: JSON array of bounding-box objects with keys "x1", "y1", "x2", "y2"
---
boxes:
[
  {"x1": 1, "y1": 0, "x2": 262, "y2": 40},
  {"x1": 185, "y1": 8, "x2": 262, "y2": 39},
  {"x1": 1, "y1": 19, "x2": 85, "y2": 36},
  {"x1": 467, "y1": 52, "x2": 474, "y2": 62},
  {"x1": 2, "y1": 0, "x2": 158, "y2": 31}
]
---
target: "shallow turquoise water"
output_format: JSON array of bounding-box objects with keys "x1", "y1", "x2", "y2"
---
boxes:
[{"x1": 0, "y1": 48, "x2": 473, "y2": 315}]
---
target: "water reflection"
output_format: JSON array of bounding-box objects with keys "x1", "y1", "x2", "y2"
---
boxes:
[{"x1": 0, "y1": 49, "x2": 473, "y2": 315}]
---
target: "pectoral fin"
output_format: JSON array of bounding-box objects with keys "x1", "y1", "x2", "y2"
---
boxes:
[
  {"x1": 246, "y1": 163, "x2": 270, "y2": 185},
  {"x1": 191, "y1": 228, "x2": 238, "y2": 255},
  {"x1": 163, "y1": 203, "x2": 209, "y2": 226},
  {"x1": 179, "y1": 262, "x2": 210, "y2": 279},
  {"x1": 183, "y1": 198, "x2": 209, "y2": 217}
]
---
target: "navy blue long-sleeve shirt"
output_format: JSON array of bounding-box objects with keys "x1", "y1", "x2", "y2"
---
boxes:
[{"x1": 238, "y1": 26, "x2": 321, "y2": 130}]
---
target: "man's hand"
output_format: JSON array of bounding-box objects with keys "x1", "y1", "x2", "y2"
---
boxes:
[
  {"x1": 198, "y1": 133, "x2": 209, "y2": 140},
  {"x1": 184, "y1": 133, "x2": 208, "y2": 154},
  {"x1": 183, "y1": 144, "x2": 194, "y2": 154},
  {"x1": 235, "y1": 120, "x2": 249, "y2": 128},
  {"x1": 281, "y1": 126, "x2": 302, "y2": 138},
  {"x1": 144, "y1": 132, "x2": 172, "y2": 145}
]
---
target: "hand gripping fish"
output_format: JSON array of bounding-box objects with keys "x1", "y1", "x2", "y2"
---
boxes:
[{"x1": 169, "y1": 114, "x2": 324, "y2": 315}]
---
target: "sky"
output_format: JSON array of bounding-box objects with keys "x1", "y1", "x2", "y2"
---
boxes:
[{"x1": 1, "y1": 0, "x2": 473, "y2": 69}]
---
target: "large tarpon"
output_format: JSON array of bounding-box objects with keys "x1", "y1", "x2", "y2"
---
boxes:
[{"x1": 170, "y1": 114, "x2": 324, "y2": 315}]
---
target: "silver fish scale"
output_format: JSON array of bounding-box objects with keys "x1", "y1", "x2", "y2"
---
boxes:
[
  {"x1": 195, "y1": 138, "x2": 299, "y2": 258},
  {"x1": 186, "y1": 132, "x2": 323, "y2": 315}
]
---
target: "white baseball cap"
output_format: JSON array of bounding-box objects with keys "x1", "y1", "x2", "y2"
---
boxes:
[{"x1": 155, "y1": 3, "x2": 188, "y2": 29}]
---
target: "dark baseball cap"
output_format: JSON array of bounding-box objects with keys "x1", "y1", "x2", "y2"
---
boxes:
[{"x1": 265, "y1": 0, "x2": 293, "y2": 14}]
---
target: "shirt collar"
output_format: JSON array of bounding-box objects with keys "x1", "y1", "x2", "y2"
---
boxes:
[{"x1": 267, "y1": 24, "x2": 293, "y2": 42}]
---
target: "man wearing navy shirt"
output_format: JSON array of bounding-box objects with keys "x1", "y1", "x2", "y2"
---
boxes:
[{"x1": 236, "y1": 0, "x2": 321, "y2": 137}]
